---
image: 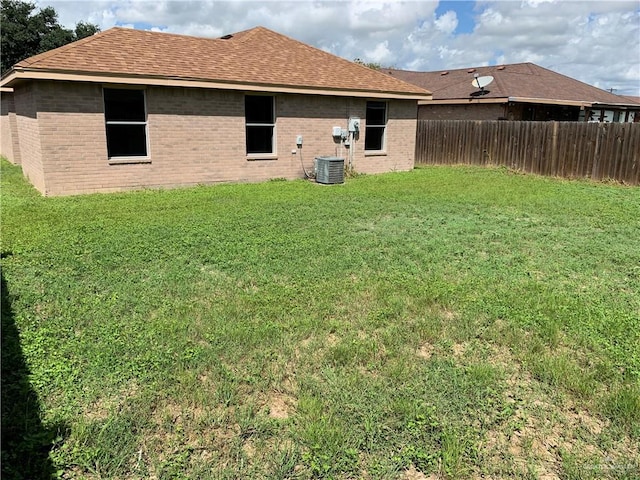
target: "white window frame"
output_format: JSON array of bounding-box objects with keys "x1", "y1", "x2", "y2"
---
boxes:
[
  {"x1": 364, "y1": 100, "x2": 387, "y2": 153},
  {"x1": 103, "y1": 87, "x2": 150, "y2": 163},
  {"x1": 245, "y1": 95, "x2": 276, "y2": 158}
]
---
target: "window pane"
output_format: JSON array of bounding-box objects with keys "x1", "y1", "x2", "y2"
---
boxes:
[
  {"x1": 365, "y1": 126, "x2": 384, "y2": 151},
  {"x1": 366, "y1": 101, "x2": 386, "y2": 125},
  {"x1": 104, "y1": 89, "x2": 146, "y2": 122},
  {"x1": 246, "y1": 125, "x2": 273, "y2": 154},
  {"x1": 245, "y1": 95, "x2": 274, "y2": 124},
  {"x1": 106, "y1": 124, "x2": 147, "y2": 157}
]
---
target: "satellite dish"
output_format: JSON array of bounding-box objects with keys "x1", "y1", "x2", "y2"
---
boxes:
[
  {"x1": 472, "y1": 75, "x2": 494, "y2": 89},
  {"x1": 470, "y1": 74, "x2": 494, "y2": 96}
]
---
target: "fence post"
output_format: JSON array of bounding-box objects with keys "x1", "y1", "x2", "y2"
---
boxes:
[
  {"x1": 550, "y1": 121, "x2": 559, "y2": 176},
  {"x1": 591, "y1": 123, "x2": 602, "y2": 180}
]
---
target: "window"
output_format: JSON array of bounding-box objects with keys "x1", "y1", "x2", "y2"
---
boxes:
[
  {"x1": 365, "y1": 101, "x2": 387, "y2": 151},
  {"x1": 245, "y1": 95, "x2": 275, "y2": 155},
  {"x1": 103, "y1": 88, "x2": 148, "y2": 158}
]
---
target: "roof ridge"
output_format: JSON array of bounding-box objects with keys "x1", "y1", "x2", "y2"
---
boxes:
[
  {"x1": 3, "y1": 26, "x2": 431, "y2": 97},
  {"x1": 113, "y1": 26, "x2": 233, "y2": 42},
  {"x1": 388, "y1": 62, "x2": 537, "y2": 75},
  {"x1": 244, "y1": 27, "x2": 432, "y2": 94},
  {"x1": 231, "y1": 25, "x2": 269, "y2": 43}
]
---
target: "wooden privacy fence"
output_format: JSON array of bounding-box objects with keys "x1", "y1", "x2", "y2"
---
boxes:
[{"x1": 415, "y1": 120, "x2": 640, "y2": 185}]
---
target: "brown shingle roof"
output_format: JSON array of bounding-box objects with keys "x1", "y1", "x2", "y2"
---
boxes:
[
  {"x1": 6, "y1": 26, "x2": 430, "y2": 98},
  {"x1": 384, "y1": 63, "x2": 632, "y2": 105},
  {"x1": 622, "y1": 96, "x2": 640, "y2": 105}
]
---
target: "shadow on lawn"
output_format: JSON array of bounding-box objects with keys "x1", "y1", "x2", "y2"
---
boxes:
[{"x1": 1, "y1": 268, "x2": 64, "y2": 479}]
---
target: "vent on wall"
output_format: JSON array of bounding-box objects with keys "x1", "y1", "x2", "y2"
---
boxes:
[{"x1": 315, "y1": 156, "x2": 345, "y2": 184}]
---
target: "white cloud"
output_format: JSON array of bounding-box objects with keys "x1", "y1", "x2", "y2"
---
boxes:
[
  {"x1": 33, "y1": 0, "x2": 640, "y2": 95},
  {"x1": 365, "y1": 40, "x2": 392, "y2": 64},
  {"x1": 524, "y1": 0, "x2": 555, "y2": 7},
  {"x1": 434, "y1": 10, "x2": 458, "y2": 35}
]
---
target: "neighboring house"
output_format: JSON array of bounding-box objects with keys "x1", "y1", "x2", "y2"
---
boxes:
[
  {"x1": 0, "y1": 27, "x2": 431, "y2": 196},
  {"x1": 622, "y1": 96, "x2": 640, "y2": 106},
  {"x1": 384, "y1": 63, "x2": 639, "y2": 123}
]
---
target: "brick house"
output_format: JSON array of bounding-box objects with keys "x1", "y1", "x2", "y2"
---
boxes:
[
  {"x1": 0, "y1": 27, "x2": 431, "y2": 196},
  {"x1": 384, "y1": 63, "x2": 639, "y2": 123}
]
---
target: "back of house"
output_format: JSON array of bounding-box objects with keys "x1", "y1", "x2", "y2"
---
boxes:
[{"x1": 0, "y1": 27, "x2": 431, "y2": 196}]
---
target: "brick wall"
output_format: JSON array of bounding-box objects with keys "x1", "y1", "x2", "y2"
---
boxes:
[
  {"x1": 20, "y1": 81, "x2": 418, "y2": 195},
  {"x1": 14, "y1": 84, "x2": 46, "y2": 192},
  {"x1": 362, "y1": 100, "x2": 417, "y2": 174},
  {"x1": 0, "y1": 91, "x2": 15, "y2": 162},
  {"x1": 418, "y1": 103, "x2": 506, "y2": 121},
  {"x1": 37, "y1": 81, "x2": 113, "y2": 195}
]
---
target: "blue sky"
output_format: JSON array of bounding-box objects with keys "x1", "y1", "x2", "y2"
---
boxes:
[
  {"x1": 435, "y1": 1, "x2": 476, "y2": 34},
  {"x1": 38, "y1": 0, "x2": 640, "y2": 96}
]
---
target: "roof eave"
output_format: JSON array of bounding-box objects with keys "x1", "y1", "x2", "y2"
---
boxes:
[
  {"x1": 509, "y1": 97, "x2": 640, "y2": 108},
  {"x1": 419, "y1": 97, "x2": 509, "y2": 105},
  {"x1": 1, "y1": 68, "x2": 432, "y2": 100},
  {"x1": 508, "y1": 96, "x2": 592, "y2": 107},
  {"x1": 0, "y1": 68, "x2": 18, "y2": 87},
  {"x1": 590, "y1": 101, "x2": 640, "y2": 109},
  {"x1": 418, "y1": 96, "x2": 612, "y2": 108}
]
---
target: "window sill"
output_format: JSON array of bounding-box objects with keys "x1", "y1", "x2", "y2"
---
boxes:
[
  {"x1": 364, "y1": 151, "x2": 387, "y2": 157},
  {"x1": 247, "y1": 154, "x2": 278, "y2": 161},
  {"x1": 109, "y1": 157, "x2": 151, "y2": 165}
]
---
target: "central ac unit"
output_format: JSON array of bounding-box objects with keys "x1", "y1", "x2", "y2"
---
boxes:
[{"x1": 315, "y1": 156, "x2": 345, "y2": 184}]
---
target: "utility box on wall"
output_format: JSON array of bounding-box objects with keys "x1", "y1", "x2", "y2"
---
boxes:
[{"x1": 315, "y1": 156, "x2": 345, "y2": 184}]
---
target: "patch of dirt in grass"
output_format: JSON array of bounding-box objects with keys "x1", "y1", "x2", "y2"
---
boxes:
[
  {"x1": 82, "y1": 379, "x2": 140, "y2": 421},
  {"x1": 562, "y1": 402, "x2": 605, "y2": 437},
  {"x1": 267, "y1": 392, "x2": 295, "y2": 419},
  {"x1": 401, "y1": 465, "x2": 438, "y2": 479},
  {"x1": 299, "y1": 332, "x2": 339, "y2": 350},
  {"x1": 452, "y1": 342, "x2": 465, "y2": 357},
  {"x1": 416, "y1": 342, "x2": 433, "y2": 360},
  {"x1": 299, "y1": 336, "x2": 313, "y2": 349},
  {"x1": 440, "y1": 309, "x2": 458, "y2": 321},
  {"x1": 326, "y1": 333, "x2": 339, "y2": 346},
  {"x1": 401, "y1": 465, "x2": 425, "y2": 479},
  {"x1": 242, "y1": 438, "x2": 256, "y2": 458},
  {"x1": 145, "y1": 399, "x2": 238, "y2": 459},
  {"x1": 476, "y1": 343, "x2": 639, "y2": 478}
]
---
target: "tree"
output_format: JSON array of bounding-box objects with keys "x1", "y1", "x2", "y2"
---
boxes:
[
  {"x1": 354, "y1": 58, "x2": 382, "y2": 70},
  {"x1": 74, "y1": 21, "x2": 100, "y2": 40},
  {"x1": 1, "y1": 0, "x2": 100, "y2": 73}
]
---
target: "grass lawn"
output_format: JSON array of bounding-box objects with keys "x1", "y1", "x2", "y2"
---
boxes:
[{"x1": 1, "y1": 159, "x2": 639, "y2": 479}]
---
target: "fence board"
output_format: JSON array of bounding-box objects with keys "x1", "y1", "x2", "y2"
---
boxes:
[{"x1": 415, "y1": 120, "x2": 640, "y2": 185}]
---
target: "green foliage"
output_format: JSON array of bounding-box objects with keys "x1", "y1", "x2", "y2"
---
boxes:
[
  {"x1": 1, "y1": 159, "x2": 639, "y2": 478},
  {"x1": 0, "y1": 0, "x2": 100, "y2": 73},
  {"x1": 74, "y1": 20, "x2": 100, "y2": 39},
  {"x1": 353, "y1": 57, "x2": 382, "y2": 70}
]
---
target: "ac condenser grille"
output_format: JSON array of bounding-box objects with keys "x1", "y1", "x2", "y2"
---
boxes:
[{"x1": 315, "y1": 156, "x2": 345, "y2": 184}]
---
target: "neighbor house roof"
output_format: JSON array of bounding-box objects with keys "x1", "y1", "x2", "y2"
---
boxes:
[
  {"x1": 384, "y1": 62, "x2": 635, "y2": 107},
  {"x1": 1, "y1": 26, "x2": 431, "y2": 100}
]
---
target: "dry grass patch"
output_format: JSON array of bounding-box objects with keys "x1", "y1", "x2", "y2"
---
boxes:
[
  {"x1": 267, "y1": 392, "x2": 296, "y2": 420},
  {"x1": 476, "y1": 344, "x2": 639, "y2": 478},
  {"x1": 416, "y1": 342, "x2": 434, "y2": 360}
]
